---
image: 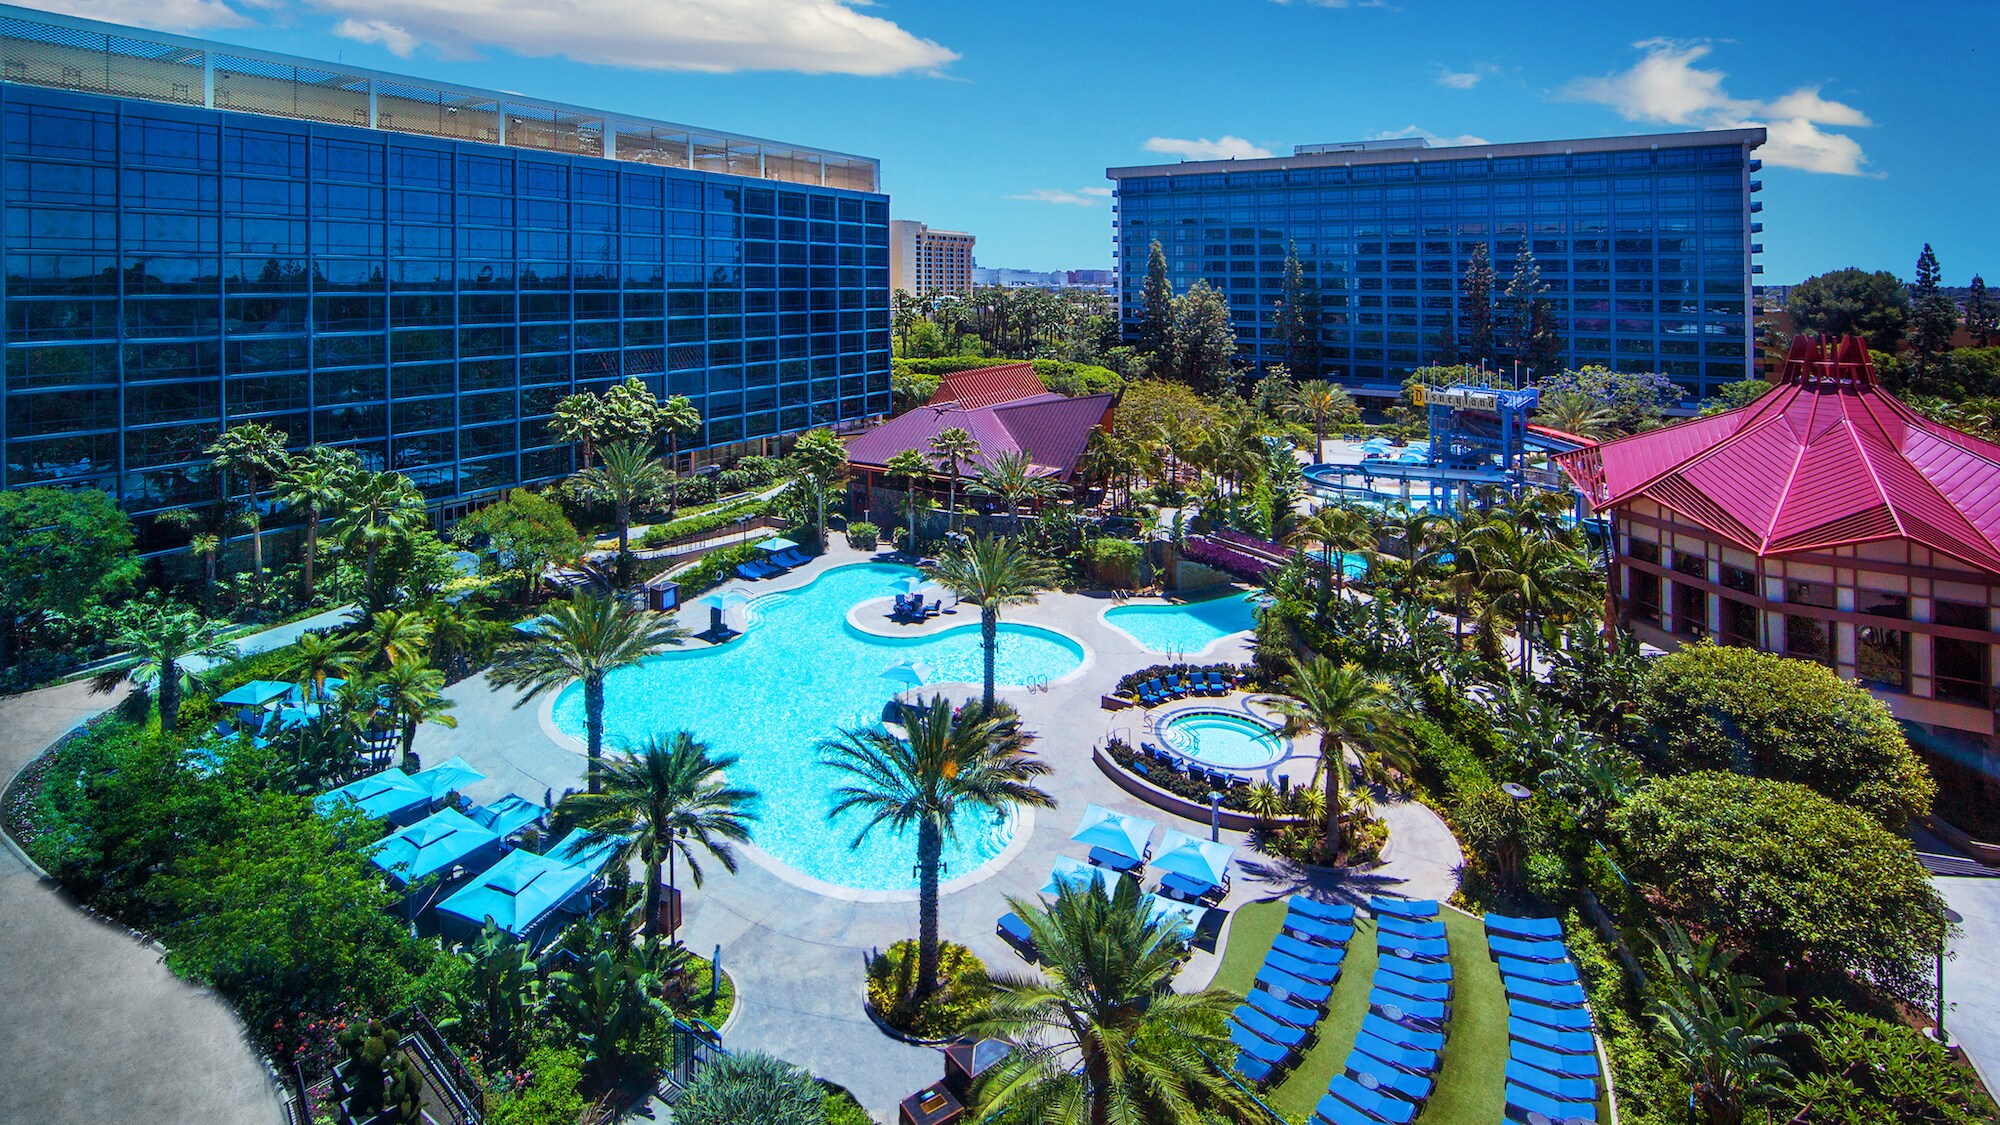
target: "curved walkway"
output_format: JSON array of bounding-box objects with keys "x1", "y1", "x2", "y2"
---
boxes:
[{"x1": 0, "y1": 679, "x2": 282, "y2": 1125}]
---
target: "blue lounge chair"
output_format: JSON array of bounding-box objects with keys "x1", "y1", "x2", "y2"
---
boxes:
[
  {"x1": 1087, "y1": 846, "x2": 1145, "y2": 875},
  {"x1": 1509, "y1": 997, "x2": 1593, "y2": 1031},
  {"x1": 1486, "y1": 912, "x2": 1564, "y2": 941},
  {"x1": 1500, "y1": 956, "x2": 1580, "y2": 985},
  {"x1": 997, "y1": 911, "x2": 1035, "y2": 958},
  {"x1": 1377, "y1": 915, "x2": 1446, "y2": 941},
  {"x1": 1371, "y1": 971, "x2": 1450, "y2": 1004},
  {"x1": 1165, "y1": 674, "x2": 1188, "y2": 697},
  {"x1": 1234, "y1": 1050, "x2": 1279, "y2": 1085},
  {"x1": 1247, "y1": 986, "x2": 1323, "y2": 1028},
  {"x1": 735, "y1": 562, "x2": 767, "y2": 580},
  {"x1": 1160, "y1": 869, "x2": 1224, "y2": 901},
  {"x1": 1363, "y1": 1012, "x2": 1444, "y2": 1053},
  {"x1": 1378, "y1": 935, "x2": 1450, "y2": 961},
  {"x1": 1508, "y1": 1016, "x2": 1596, "y2": 1055},
  {"x1": 1272, "y1": 933, "x2": 1347, "y2": 966},
  {"x1": 1289, "y1": 896, "x2": 1357, "y2": 924},
  {"x1": 1488, "y1": 934, "x2": 1571, "y2": 962},
  {"x1": 1230, "y1": 1021, "x2": 1294, "y2": 1068},
  {"x1": 775, "y1": 547, "x2": 810, "y2": 567},
  {"x1": 1258, "y1": 965, "x2": 1334, "y2": 1007},
  {"x1": 1206, "y1": 670, "x2": 1230, "y2": 693},
  {"x1": 1506, "y1": 1059, "x2": 1599, "y2": 1104},
  {"x1": 1506, "y1": 1083, "x2": 1599, "y2": 1124},
  {"x1": 1344, "y1": 1052, "x2": 1433, "y2": 1101},
  {"x1": 1511, "y1": 1040, "x2": 1599, "y2": 1079},
  {"x1": 1352, "y1": 1030, "x2": 1439, "y2": 1074},
  {"x1": 1374, "y1": 955, "x2": 1454, "y2": 985},
  {"x1": 1505, "y1": 978, "x2": 1588, "y2": 1008},
  {"x1": 923, "y1": 598, "x2": 941, "y2": 618},
  {"x1": 1367, "y1": 988, "x2": 1448, "y2": 1027},
  {"x1": 1324, "y1": 1073, "x2": 1416, "y2": 1124},
  {"x1": 1283, "y1": 912, "x2": 1355, "y2": 947},
  {"x1": 1235, "y1": 1005, "x2": 1310, "y2": 1050},
  {"x1": 1309, "y1": 1094, "x2": 1379, "y2": 1125},
  {"x1": 1143, "y1": 678, "x2": 1169, "y2": 704},
  {"x1": 1369, "y1": 896, "x2": 1440, "y2": 920},
  {"x1": 1265, "y1": 949, "x2": 1340, "y2": 984}
]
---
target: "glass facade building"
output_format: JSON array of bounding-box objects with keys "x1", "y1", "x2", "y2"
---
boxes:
[
  {"x1": 0, "y1": 5, "x2": 891, "y2": 551},
  {"x1": 1108, "y1": 130, "x2": 1766, "y2": 402}
]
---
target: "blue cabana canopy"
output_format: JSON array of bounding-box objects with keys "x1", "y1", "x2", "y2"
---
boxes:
[
  {"x1": 547, "y1": 827, "x2": 626, "y2": 874},
  {"x1": 1153, "y1": 829, "x2": 1235, "y2": 889},
  {"x1": 369, "y1": 808, "x2": 503, "y2": 888},
  {"x1": 1041, "y1": 855, "x2": 1119, "y2": 898},
  {"x1": 215, "y1": 680, "x2": 293, "y2": 707},
  {"x1": 434, "y1": 849, "x2": 595, "y2": 946},
  {"x1": 271, "y1": 702, "x2": 324, "y2": 730},
  {"x1": 410, "y1": 756, "x2": 486, "y2": 799},
  {"x1": 1070, "y1": 803, "x2": 1155, "y2": 861},
  {"x1": 315, "y1": 767, "x2": 433, "y2": 825},
  {"x1": 467, "y1": 794, "x2": 544, "y2": 838},
  {"x1": 512, "y1": 615, "x2": 556, "y2": 636},
  {"x1": 757, "y1": 537, "x2": 800, "y2": 554}
]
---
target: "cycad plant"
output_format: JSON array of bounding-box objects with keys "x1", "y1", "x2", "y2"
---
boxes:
[
  {"x1": 1648, "y1": 925, "x2": 1805, "y2": 1125},
  {"x1": 92, "y1": 596, "x2": 234, "y2": 734}
]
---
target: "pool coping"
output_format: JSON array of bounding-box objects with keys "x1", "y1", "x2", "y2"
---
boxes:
[{"x1": 1151, "y1": 704, "x2": 1297, "y2": 772}]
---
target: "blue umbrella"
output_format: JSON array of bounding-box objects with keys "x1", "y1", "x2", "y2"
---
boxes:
[
  {"x1": 1040, "y1": 855, "x2": 1117, "y2": 897},
  {"x1": 215, "y1": 679, "x2": 292, "y2": 707},
  {"x1": 1153, "y1": 829, "x2": 1234, "y2": 888},
  {"x1": 411, "y1": 756, "x2": 486, "y2": 799},
  {"x1": 1070, "y1": 803, "x2": 1155, "y2": 861}
]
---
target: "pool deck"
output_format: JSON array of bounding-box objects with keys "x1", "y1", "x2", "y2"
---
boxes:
[{"x1": 416, "y1": 541, "x2": 1465, "y2": 1119}]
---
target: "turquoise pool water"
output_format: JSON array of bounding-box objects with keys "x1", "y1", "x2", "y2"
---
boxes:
[
  {"x1": 550, "y1": 563, "x2": 1084, "y2": 891},
  {"x1": 1159, "y1": 710, "x2": 1286, "y2": 771},
  {"x1": 1103, "y1": 591, "x2": 1262, "y2": 655}
]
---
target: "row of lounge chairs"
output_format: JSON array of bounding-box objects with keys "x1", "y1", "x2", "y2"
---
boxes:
[
  {"x1": 736, "y1": 544, "x2": 810, "y2": 581},
  {"x1": 1307, "y1": 898, "x2": 1453, "y2": 1125},
  {"x1": 1487, "y1": 914, "x2": 1602, "y2": 1124},
  {"x1": 1138, "y1": 741, "x2": 1253, "y2": 791},
  {"x1": 1233, "y1": 896, "x2": 1357, "y2": 1085},
  {"x1": 1135, "y1": 671, "x2": 1232, "y2": 705}
]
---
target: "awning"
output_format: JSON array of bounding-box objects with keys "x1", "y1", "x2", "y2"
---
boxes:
[
  {"x1": 410, "y1": 756, "x2": 486, "y2": 799},
  {"x1": 466, "y1": 794, "x2": 544, "y2": 838},
  {"x1": 758, "y1": 538, "x2": 800, "y2": 554},
  {"x1": 1040, "y1": 855, "x2": 1118, "y2": 897},
  {"x1": 435, "y1": 849, "x2": 594, "y2": 943},
  {"x1": 368, "y1": 808, "x2": 503, "y2": 886},
  {"x1": 1153, "y1": 829, "x2": 1234, "y2": 889},
  {"x1": 315, "y1": 766, "x2": 432, "y2": 824},
  {"x1": 1070, "y1": 803, "x2": 1155, "y2": 861},
  {"x1": 547, "y1": 827, "x2": 627, "y2": 874},
  {"x1": 215, "y1": 680, "x2": 293, "y2": 707}
]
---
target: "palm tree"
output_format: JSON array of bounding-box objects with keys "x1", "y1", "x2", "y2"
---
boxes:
[
  {"x1": 1468, "y1": 519, "x2": 1593, "y2": 672},
  {"x1": 274, "y1": 445, "x2": 357, "y2": 603},
  {"x1": 1648, "y1": 926, "x2": 1805, "y2": 1125},
  {"x1": 283, "y1": 630, "x2": 356, "y2": 701},
  {"x1": 333, "y1": 470, "x2": 429, "y2": 605},
  {"x1": 92, "y1": 597, "x2": 235, "y2": 734},
  {"x1": 487, "y1": 591, "x2": 688, "y2": 792},
  {"x1": 1285, "y1": 379, "x2": 1355, "y2": 461},
  {"x1": 190, "y1": 531, "x2": 222, "y2": 611},
  {"x1": 358, "y1": 607, "x2": 432, "y2": 670},
  {"x1": 968, "y1": 450, "x2": 1059, "y2": 531},
  {"x1": 205, "y1": 422, "x2": 290, "y2": 595},
  {"x1": 573, "y1": 439, "x2": 669, "y2": 576},
  {"x1": 792, "y1": 428, "x2": 849, "y2": 549},
  {"x1": 929, "y1": 427, "x2": 981, "y2": 530},
  {"x1": 1534, "y1": 388, "x2": 1617, "y2": 441},
  {"x1": 1292, "y1": 504, "x2": 1375, "y2": 594},
  {"x1": 373, "y1": 659, "x2": 457, "y2": 769},
  {"x1": 925, "y1": 536, "x2": 1059, "y2": 710},
  {"x1": 821, "y1": 696, "x2": 1054, "y2": 997},
  {"x1": 965, "y1": 878, "x2": 1260, "y2": 1125},
  {"x1": 559, "y1": 733, "x2": 760, "y2": 941},
  {"x1": 659, "y1": 395, "x2": 702, "y2": 515},
  {"x1": 885, "y1": 448, "x2": 931, "y2": 549},
  {"x1": 1270, "y1": 654, "x2": 1409, "y2": 857}
]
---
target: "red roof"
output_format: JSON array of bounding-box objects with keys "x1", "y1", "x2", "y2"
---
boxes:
[
  {"x1": 1557, "y1": 336, "x2": 2000, "y2": 574},
  {"x1": 846, "y1": 391, "x2": 1114, "y2": 482},
  {"x1": 928, "y1": 363, "x2": 1046, "y2": 411}
]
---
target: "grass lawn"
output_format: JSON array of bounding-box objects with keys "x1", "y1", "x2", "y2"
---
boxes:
[{"x1": 1207, "y1": 899, "x2": 1507, "y2": 1124}]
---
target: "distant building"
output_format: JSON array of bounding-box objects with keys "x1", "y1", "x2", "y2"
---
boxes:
[
  {"x1": 891, "y1": 220, "x2": 976, "y2": 295},
  {"x1": 972, "y1": 266, "x2": 1064, "y2": 288},
  {"x1": 1068, "y1": 269, "x2": 1115, "y2": 287}
]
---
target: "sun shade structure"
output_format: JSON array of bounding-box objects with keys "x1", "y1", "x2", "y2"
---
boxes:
[
  {"x1": 1041, "y1": 855, "x2": 1119, "y2": 897},
  {"x1": 545, "y1": 827, "x2": 627, "y2": 873},
  {"x1": 435, "y1": 830, "x2": 622, "y2": 947},
  {"x1": 409, "y1": 756, "x2": 487, "y2": 800},
  {"x1": 881, "y1": 659, "x2": 933, "y2": 688},
  {"x1": 1070, "y1": 803, "x2": 1155, "y2": 861},
  {"x1": 757, "y1": 538, "x2": 800, "y2": 555},
  {"x1": 1152, "y1": 829, "x2": 1234, "y2": 888},
  {"x1": 844, "y1": 384, "x2": 1115, "y2": 484},
  {"x1": 315, "y1": 766, "x2": 434, "y2": 825},
  {"x1": 368, "y1": 808, "x2": 503, "y2": 897},
  {"x1": 214, "y1": 680, "x2": 292, "y2": 707},
  {"x1": 467, "y1": 794, "x2": 544, "y2": 838},
  {"x1": 286, "y1": 677, "x2": 347, "y2": 703}
]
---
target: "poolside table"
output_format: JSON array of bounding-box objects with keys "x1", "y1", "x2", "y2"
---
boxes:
[{"x1": 899, "y1": 1082, "x2": 963, "y2": 1125}]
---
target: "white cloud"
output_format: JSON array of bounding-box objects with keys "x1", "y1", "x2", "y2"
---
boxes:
[
  {"x1": 1562, "y1": 38, "x2": 1876, "y2": 176},
  {"x1": 17, "y1": 0, "x2": 250, "y2": 30},
  {"x1": 298, "y1": 0, "x2": 957, "y2": 75},
  {"x1": 1371, "y1": 125, "x2": 1489, "y2": 148},
  {"x1": 1142, "y1": 135, "x2": 1276, "y2": 161},
  {"x1": 1435, "y1": 63, "x2": 1497, "y2": 90},
  {"x1": 334, "y1": 17, "x2": 417, "y2": 56},
  {"x1": 1008, "y1": 187, "x2": 1112, "y2": 206}
]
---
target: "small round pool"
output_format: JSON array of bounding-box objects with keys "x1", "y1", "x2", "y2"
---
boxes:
[{"x1": 1158, "y1": 710, "x2": 1287, "y2": 771}]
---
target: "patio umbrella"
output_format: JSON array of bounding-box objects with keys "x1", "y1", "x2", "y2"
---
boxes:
[
  {"x1": 1070, "y1": 803, "x2": 1156, "y2": 861},
  {"x1": 215, "y1": 679, "x2": 293, "y2": 707},
  {"x1": 699, "y1": 590, "x2": 752, "y2": 609},
  {"x1": 411, "y1": 756, "x2": 486, "y2": 799},
  {"x1": 1153, "y1": 829, "x2": 1235, "y2": 888},
  {"x1": 1040, "y1": 855, "x2": 1118, "y2": 897},
  {"x1": 880, "y1": 658, "x2": 933, "y2": 702},
  {"x1": 1148, "y1": 895, "x2": 1204, "y2": 938},
  {"x1": 758, "y1": 537, "x2": 800, "y2": 555},
  {"x1": 271, "y1": 702, "x2": 324, "y2": 730}
]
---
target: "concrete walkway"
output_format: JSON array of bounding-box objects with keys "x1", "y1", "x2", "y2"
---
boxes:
[
  {"x1": 419, "y1": 541, "x2": 1465, "y2": 1119},
  {"x1": 184, "y1": 603, "x2": 360, "y2": 676},
  {"x1": 0, "y1": 680, "x2": 282, "y2": 1125}
]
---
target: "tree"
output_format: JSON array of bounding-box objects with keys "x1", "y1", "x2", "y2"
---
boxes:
[
  {"x1": 1697, "y1": 378, "x2": 1777, "y2": 417},
  {"x1": 548, "y1": 392, "x2": 605, "y2": 468},
  {"x1": 453, "y1": 489, "x2": 587, "y2": 602},
  {"x1": 969, "y1": 450, "x2": 1059, "y2": 531},
  {"x1": 928, "y1": 427, "x2": 981, "y2": 532},
  {"x1": 885, "y1": 449, "x2": 931, "y2": 548},
  {"x1": 1910, "y1": 244, "x2": 1960, "y2": 384},
  {"x1": 281, "y1": 631, "x2": 356, "y2": 702},
  {"x1": 1166, "y1": 280, "x2": 1237, "y2": 392},
  {"x1": 359, "y1": 607, "x2": 432, "y2": 670},
  {"x1": 559, "y1": 733, "x2": 758, "y2": 942},
  {"x1": 1459, "y1": 241, "x2": 1499, "y2": 367},
  {"x1": 1538, "y1": 364, "x2": 1675, "y2": 435},
  {"x1": 1285, "y1": 380, "x2": 1355, "y2": 461},
  {"x1": 0, "y1": 486, "x2": 137, "y2": 666},
  {"x1": 822, "y1": 696, "x2": 1053, "y2": 997},
  {"x1": 543, "y1": 919, "x2": 675, "y2": 1078},
  {"x1": 892, "y1": 288, "x2": 924, "y2": 355},
  {"x1": 205, "y1": 422, "x2": 291, "y2": 596},
  {"x1": 1291, "y1": 503, "x2": 1374, "y2": 595},
  {"x1": 675, "y1": 1052, "x2": 828, "y2": 1125},
  {"x1": 659, "y1": 394, "x2": 702, "y2": 515},
  {"x1": 1275, "y1": 243, "x2": 1323, "y2": 378},
  {"x1": 373, "y1": 659, "x2": 456, "y2": 769},
  {"x1": 572, "y1": 439, "x2": 670, "y2": 579},
  {"x1": 1271, "y1": 655, "x2": 1410, "y2": 857},
  {"x1": 1965, "y1": 274, "x2": 1996, "y2": 348},
  {"x1": 1468, "y1": 517, "x2": 1593, "y2": 670},
  {"x1": 1634, "y1": 642, "x2": 1935, "y2": 830},
  {"x1": 1612, "y1": 772, "x2": 1947, "y2": 1006},
  {"x1": 1534, "y1": 388, "x2": 1617, "y2": 440},
  {"x1": 488, "y1": 591, "x2": 687, "y2": 792},
  {"x1": 1646, "y1": 925, "x2": 1805, "y2": 1125},
  {"x1": 1504, "y1": 245, "x2": 1563, "y2": 378},
  {"x1": 332, "y1": 470, "x2": 430, "y2": 607},
  {"x1": 1787, "y1": 268, "x2": 1911, "y2": 352},
  {"x1": 965, "y1": 878, "x2": 1260, "y2": 1125},
  {"x1": 925, "y1": 536, "x2": 1059, "y2": 709},
  {"x1": 1139, "y1": 239, "x2": 1174, "y2": 358},
  {"x1": 596, "y1": 376, "x2": 670, "y2": 448},
  {"x1": 1781, "y1": 1000, "x2": 1996, "y2": 1125},
  {"x1": 792, "y1": 428, "x2": 849, "y2": 549},
  {"x1": 274, "y1": 445, "x2": 358, "y2": 603},
  {"x1": 93, "y1": 596, "x2": 234, "y2": 734}
]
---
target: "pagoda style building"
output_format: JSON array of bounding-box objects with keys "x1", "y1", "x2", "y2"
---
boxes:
[{"x1": 1558, "y1": 336, "x2": 2000, "y2": 804}]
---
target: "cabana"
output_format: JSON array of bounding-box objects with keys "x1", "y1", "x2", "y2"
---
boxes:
[
  {"x1": 410, "y1": 756, "x2": 486, "y2": 800},
  {"x1": 1152, "y1": 829, "x2": 1235, "y2": 900},
  {"x1": 315, "y1": 766, "x2": 435, "y2": 826},
  {"x1": 368, "y1": 808, "x2": 505, "y2": 918},
  {"x1": 434, "y1": 851, "x2": 599, "y2": 949},
  {"x1": 468, "y1": 794, "x2": 545, "y2": 838},
  {"x1": 1071, "y1": 803, "x2": 1155, "y2": 874},
  {"x1": 1041, "y1": 855, "x2": 1120, "y2": 897}
]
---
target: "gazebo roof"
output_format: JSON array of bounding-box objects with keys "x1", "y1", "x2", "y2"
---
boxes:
[{"x1": 1557, "y1": 336, "x2": 2000, "y2": 574}]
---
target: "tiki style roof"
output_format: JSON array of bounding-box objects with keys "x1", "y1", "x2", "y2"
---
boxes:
[{"x1": 847, "y1": 384, "x2": 1113, "y2": 482}]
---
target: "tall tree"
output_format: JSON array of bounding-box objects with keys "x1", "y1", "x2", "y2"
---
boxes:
[
  {"x1": 1276, "y1": 242, "x2": 1324, "y2": 378},
  {"x1": 274, "y1": 446, "x2": 357, "y2": 604},
  {"x1": 969, "y1": 450, "x2": 1059, "y2": 531},
  {"x1": 791, "y1": 428, "x2": 849, "y2": 549},
  {"x1": 572, "y1": 439, "x2": 670, "y2": 581},
  {"x1": 1965, "y1": 274, "x2": 1996, "y2": 348},
  {"x1": 332, "y1": 470, "x2": 430, "y2": 607},
  {"x1": 1138, "y1": 239, "x2": 1174, "y2": 358},
  {"x1": 822, "y1": 696, "x2": 1054, "y2": 996},
  {"x1": 0, "y1": 487, "x2": 137, "y2": 667},
  {"x1": 925, "y1": 537, "x2": 1059, "y2": 709},
  {"x1": 1910, "y1": 244, "x2": 1959, "y2": 383},
  {"x1": 487, "y1": 591, "x2": 688, "y2": 792},
  {"x1": 373, "y1": 659, "x2": 457, "y2": 769},
  {"x1": 1504, "y1": 245, "x2": 1563, "y2": 378},
  {"x1": 659, "y1": 394, "x2": 702, "y2": 515},
  {"x1": 559, "y1": 733, "x2": 759, "y2": 941},
  {"x1": 965, "y1": 878, "x2": 1260, "y2": 1125},
  {"x1": 205, "y1": 422, "x2": 291, "y2": 595},
  {"x1": 281, "y1": 631, "x2": 356, "y2": 702},
  {"x1": 928, "y1": 427, "x2": 981, "y2": 532},
  {"x1": 885, "y1": 448, "x2": 931, "y2": 549},
  {"x1": 1468, "y1": 518, "x2": 1593, "y2": 671},
  {"x1": 93, "y1": 596, "x2": 234, "y2": 734},
  {"x1": 1270, "y1": 655, "x2": 1410, "y2": 857},
  {"x1": 548, "y1": 392, "x2": 605, "y2": 469},
  {"x1": 1167, "y1": 280, "x2": 1237, "y2": 393},
  {"x1": 1786, "y1": 267, "x2": 1911, "y2": 352},
  {"x1": 1460, "y1": 241, "x2": 1499, "y2": 368},
  {"x1": 1285, "y1": 379, "x2": 1356, "y2": 462}
]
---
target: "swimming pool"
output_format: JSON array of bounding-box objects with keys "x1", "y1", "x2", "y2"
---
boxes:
[
  {"x1": 550, "y1": 563, "x2": 1085, "y2": 892},
  {"x1": 1102, "y1": 591, "x2": 1262, "y2": 655},
  {"x1": 1158, "y1": 710, "x2": 1287, "y2": 771}
]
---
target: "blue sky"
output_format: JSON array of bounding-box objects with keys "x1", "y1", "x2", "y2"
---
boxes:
[{"x1": 34, "y1": 0, "x2": 1999, "y2": 283}]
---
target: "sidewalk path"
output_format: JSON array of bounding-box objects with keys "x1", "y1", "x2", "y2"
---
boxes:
[
  {"x1": 0, "y1": 680, "x2": 281, "y2": 1125},
  {"x1": 184, "y1": 603, "x2": 360, "y2": 676}
]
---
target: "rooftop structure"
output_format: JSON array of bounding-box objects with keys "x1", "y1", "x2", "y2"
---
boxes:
[
  {"x1": 845, "y1": 381, "x2": 1113, "y2": 483},
  {"x1": 927, "y1": 362, "x2": 1046, "y2": 411}
]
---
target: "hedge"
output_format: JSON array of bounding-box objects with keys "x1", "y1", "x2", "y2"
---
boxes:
[
  {"x1": 670, "y1": 541, "x2": 773, "y2": 597},
  {"x1": 638, "y1": 498, "x2": 771, "y2": 548}
]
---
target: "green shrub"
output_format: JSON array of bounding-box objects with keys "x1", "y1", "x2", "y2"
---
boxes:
[
  {"x1": 844, "y1": 521, "x2": 879, "y2": 550},
  {"x1": 489, "y1": 1048, "x2": 587, "y2": 1125},
  {"x1": 865, "y1": 939, "x2": 991, "y2": 1040},
  {"x1": 1783, "y1": 1000, "x2": 1999, "y2": 1123},
  {"x1": 1080, "y1": 537, "x2": 1141, "y2": 586},
  {"x1": 675, "y1": 1051, "x2": 827, "y2": 1125},
  {"x1": 672, "y1": 542, "x2": 775, "y2": 597},
  {"x1": 638, "y1": 499, "x2": 772, "y2": 548},
  {"x1": 820, "y1": 1090, "x2": 874, "y2": 1125}
]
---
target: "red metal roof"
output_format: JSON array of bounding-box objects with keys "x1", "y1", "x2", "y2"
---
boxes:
[
  {"x1": 845, "y1": 391, "x2": 1114, "y2": 482},
  {"x1": 928, "y1": 363, "x2": 1046, "y2": 411},
  {"x1": 1556, "y1": 336, "x2": 2000, "y2": 575}
]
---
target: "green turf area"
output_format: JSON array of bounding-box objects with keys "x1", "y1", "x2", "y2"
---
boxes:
[{"x1": 1208, "y1": 900, "x2": 1509, "y2": 1125}]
